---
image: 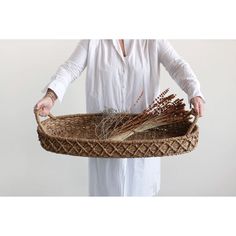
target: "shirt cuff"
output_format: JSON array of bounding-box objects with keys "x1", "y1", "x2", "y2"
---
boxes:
[
  {"x1": 188, "y1": 90, "x2": 206, "y2": 104},
  {"x1": 41, "y1": 80, "x2": 66, "y2": 103}
]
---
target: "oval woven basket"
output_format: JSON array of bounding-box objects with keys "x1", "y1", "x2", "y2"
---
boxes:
[{"x1": 34, "y1": 109, "x2": 199, "y2": 158}]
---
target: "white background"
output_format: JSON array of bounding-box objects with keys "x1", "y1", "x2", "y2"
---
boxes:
[
  {"x1": 0, "y1": 0, "x2": 236, "y2": 235},
  {"x1": 0, "y1": 39, "x2": 235, "y2": 196}
]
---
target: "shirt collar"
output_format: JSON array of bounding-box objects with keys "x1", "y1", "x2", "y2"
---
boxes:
[{"x1": 111, "y1": 39, "x2": 135, "y2": 63}]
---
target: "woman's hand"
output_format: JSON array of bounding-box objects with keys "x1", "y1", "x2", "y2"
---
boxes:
[
  {"x1": 34, "y1": 89, "x2": 57, "y2": 117},
  {"x1": 190, "y1": 96, "x2": 204, "y2": 117}
]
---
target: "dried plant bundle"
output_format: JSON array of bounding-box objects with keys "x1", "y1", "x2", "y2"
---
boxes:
[{"x1": 95, "y1": 89, "x2": 192, "y2": 141}]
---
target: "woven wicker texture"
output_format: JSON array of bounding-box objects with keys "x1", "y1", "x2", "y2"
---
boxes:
[{"x1": 35, "y1": 110, "x2": 199, "y2": 158}]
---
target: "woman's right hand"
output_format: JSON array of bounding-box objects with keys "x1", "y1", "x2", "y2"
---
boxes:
[
  {"x1": 34, "y1": 89, "x2": 58, "y2": 116},
  {"x1": 34, "y1": 96, "x2": 55, "y2": 117}
]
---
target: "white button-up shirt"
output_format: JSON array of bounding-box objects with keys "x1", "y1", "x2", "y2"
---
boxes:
[{"x1": 42, "y1": 40, "x2": 205, "y2": 196}]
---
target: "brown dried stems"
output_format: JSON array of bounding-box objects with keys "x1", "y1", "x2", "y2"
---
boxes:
[{"x1": 95, "y1": 89, "x2": 191, "y2": 141}]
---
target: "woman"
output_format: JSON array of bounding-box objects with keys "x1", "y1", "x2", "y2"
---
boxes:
[{"x1": 34, "y1": 40, "x2": 205, "y2": 196}]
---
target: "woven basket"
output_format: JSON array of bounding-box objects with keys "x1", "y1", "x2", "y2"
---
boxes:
[{"x1": 34, "y1": 109, "x2": 199, "y2": 158}]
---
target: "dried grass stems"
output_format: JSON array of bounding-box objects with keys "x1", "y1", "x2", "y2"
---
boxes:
[
  {"x1": 95, "y1": 112, "x2": 133, "y2": 139},
  {"x1": 95, "y1": 89, "x2": 192, "y2": 141}
]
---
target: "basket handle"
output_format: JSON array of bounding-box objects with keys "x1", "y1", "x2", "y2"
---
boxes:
[
  {"x1": 186, "y1": 109, "x2": 199, "y2": 135},
  {"x1": 34, "y1": 108, "x2": 55, "y2": 134}
]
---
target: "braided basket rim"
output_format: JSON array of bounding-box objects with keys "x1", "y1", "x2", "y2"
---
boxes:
[{"x1": 37, "y1": 112, "x2": 199, "y2": 144}]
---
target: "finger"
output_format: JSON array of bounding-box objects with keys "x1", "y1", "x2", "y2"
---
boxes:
[
  {"x1": 34, "y1": 104, "x2": 41, "y2": 113},
  {"x1": 38, "y1": 106, "x2": 46, "y2": 117},
  {"x1": 40, "y1": 107, "x2": 50, "y2": 117},
  {"x1": 35, "y1": 101, "x2": 43, "y2": 110},
  {"x1": 199, "y1": 103, "x2": 203, "y2": 117},
  {"x1": 193, "y1": 102, "x2": 200, "y2": 116}
]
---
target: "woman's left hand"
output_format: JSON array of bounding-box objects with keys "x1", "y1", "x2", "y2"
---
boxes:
[{"x1": 190, "y1": 96, "x2": 204, "y2": 117}]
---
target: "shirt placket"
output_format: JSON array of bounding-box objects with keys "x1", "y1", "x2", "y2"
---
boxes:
[{"x1": 121, "y1": 59, "x2": 127, "y2": 112}]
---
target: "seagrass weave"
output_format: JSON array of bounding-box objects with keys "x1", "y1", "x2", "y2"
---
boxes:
[{"x1": 34, "y1": 110, "x2": 199, "y2": 158}]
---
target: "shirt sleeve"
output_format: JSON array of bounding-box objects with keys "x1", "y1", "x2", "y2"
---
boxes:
[
  {"x1": 157, "y1": 39, "x2": 205, "y2": 103},
  {"x1": 41, "y1": 40, "x2": 89, "y2": 103}
]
